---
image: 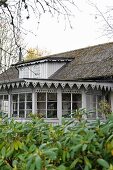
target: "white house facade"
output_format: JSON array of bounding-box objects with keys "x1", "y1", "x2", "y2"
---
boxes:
[{"x1": 0, "y1": 42, "x2": 113, "y2": 124}]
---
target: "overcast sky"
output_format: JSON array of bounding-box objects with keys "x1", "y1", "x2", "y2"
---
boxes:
[{"x1": 23, "y1": 0, "x2": 113, "y2": 54}]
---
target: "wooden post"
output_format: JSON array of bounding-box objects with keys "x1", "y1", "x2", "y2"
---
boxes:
[
  {"x1": 57, "y1": 87, "x2": 62, "y2": 125},
  {"x1": 82, "y1": 89, "x2": 86, "y2": 109},
  {"x1": 110, "y1": 91, "x2": 113, "y2": 112},
  {"x1": 8, "y1": 93, "x2": 11, "y2": 118},
  {"x1": 32, "y1": 89, "x2": 36, "y2": 114}
]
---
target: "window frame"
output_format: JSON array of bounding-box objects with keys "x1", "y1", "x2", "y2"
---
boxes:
[
  {"x1": 62, "y1": 92, "x2": 82, "y2": 117},
  {"x1": 12, "y1": 93, "x2": 32, "y2": 118},
  {"x1": 32, "y1": 65, "x2": 40, "y2": 78},
  {"x1": 0, "y1": 94, "x2": 9, "y2": 114},
  {"x1": 19, "y1": 67, "x2": 30, "y2": 78},
  {"x1": 37, "y1": 92, "x2": 57, "y2": 118},
  {"x1": 86, "y1": 94, "x2": 105, "y2": 119}
]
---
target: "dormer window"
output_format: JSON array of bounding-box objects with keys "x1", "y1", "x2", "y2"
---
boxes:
[
  {"x1": 18, "y1": 58, "x2": 70, "y2": 79},
  {"x1": 19, "y1": 67, "x2": 29, "y2": 78},
  {"x1": 23, "y1": 67, "x2": 29, "y2": 78},
  {"x1": 32, "y1": 65, "x2": 40, "y2": 78}
]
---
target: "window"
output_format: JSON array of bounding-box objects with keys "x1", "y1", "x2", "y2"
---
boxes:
[
  {"x1": 32, "y1": 65, "x2": 40, "y2": 78},
  {"x1": 23, "y1": 67, "x2": 29, "y2": 78},
  {"x1": 47, "y1": 93, "x2": 57, "y2": 118},
  {"x1": 19, "y1": 67, "x2": 29, "y2": 78},
  {"x1": 37, "y1": 92, "x2": 57, "y2": 118},
  {"x1": 0, "y1": 95, "x2": 8, "y2": 114},
  {"x1": 12, "y1": 93, "x2": 32, "y2": 118},
  {"x1": 86, "y1": 94, "x2": 103, "y2": 119},
  {"x1": 62, "y1": 93, "x2": 82, "y2": 117},
  {"x1": 12, "y1": 94, "x2": 18, "y2": 117}
]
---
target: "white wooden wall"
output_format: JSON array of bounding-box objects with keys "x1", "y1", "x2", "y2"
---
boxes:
[{"x1": 19, "y1": 62, "x2": 66, "y2": 79}]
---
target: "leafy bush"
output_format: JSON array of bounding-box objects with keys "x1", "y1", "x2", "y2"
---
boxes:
[
  {"x1": 98, "y1": 100, "x2": 112, "y2": 117},
  {"x1": 0, "y1": 115, "x2": 113, "y2": 170}
]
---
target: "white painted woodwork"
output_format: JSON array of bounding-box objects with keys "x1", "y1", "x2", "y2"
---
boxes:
[
  {"x1": 47, "y1": 62, "x2": 65, "y2": 78},
  {"x1": 12, "y1": 88, "x2": 32, "y2": 93},
  {"x1": 81, "y1": 90, "x2": 87, "y2": 119},
  {"x1": 44, "y1": 118, "x2": 59, "y2": 125},
  {"x1": 82, "y1": 90, "x2": 86, "y2": 109},
  {"x1": 110, "y1": 91, "x2": 113, "y2": 112},
  {"x1": 32, "y1": 89, "x2": 36, "y2": 114},
  {"x1": 19, "y1": 62, "x2": 66, "y2": 79},
  {"x1": 57, "y1": 87, "x2": 62, "y2": 125},
  {"x1": 8, "y1": 93, "x2": 11, "y2": 118}
]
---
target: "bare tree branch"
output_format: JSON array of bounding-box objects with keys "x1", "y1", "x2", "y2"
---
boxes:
[
  {"x1": 88, "y1": 0, "x2": 113, "y2": 39},
  {"x1": 0, "y1": 0, "x2": 76, "y2": 46}
]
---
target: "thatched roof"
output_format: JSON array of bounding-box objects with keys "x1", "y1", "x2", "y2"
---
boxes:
[
  {"x1": 49, "y1": 42, "x2": 113, "y2": 80},
  {"x1": 0, "y1": 67, "x2": 19, "y2": 83},
  {"x1": 1, "y1": 42, "x2": 113, "y2": 83}
]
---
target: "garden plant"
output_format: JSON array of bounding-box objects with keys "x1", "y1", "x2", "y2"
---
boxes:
[{"x1": 0, "y1": 112, "x2": 113, "y2": 169}]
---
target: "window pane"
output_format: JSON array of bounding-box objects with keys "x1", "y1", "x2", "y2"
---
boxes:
[
  {"x1": 97, "y1": 96, "x2": 103, "y2": 108},
  {"x1": 13, "y1": 103, "x2": 17, "y2": 111},
  {"x1": 19, "y1": 94, "x2": 25, "y2": 101},
  {"x1": 105, "y1": 92, "x2": 110, "y2": 104},
  {"x1": 62, "y1": 93, "x2": 71, "y2": 101},
  {"x1": 0, "y1": 95, "x2": 3, "y2": 100},
  {"x1": 37, "y1": 102, "x2": 46, "y2": 109},
  {"x1": 62, "y1": 101, "x2": 71, "y2": 117},
  {"x1": 26, "y1": 110, "x2": 32, "y2": 118},
  {"x1": 86, "y1": 94, "x2": 98, "y2": 119},
  {"x1": 37, "y1": 93, "x2": 46, "y2": 101},
  {"x1": 4, "y1": 102, "x2": 8, "y2": 112},
  {"x1": 19, "y1": 102, "x2": 25, "y2": 109},
  {"x1": 72, "y1": 94, "x2": 81, "y2": 101},
  {"x1": 0, "y1": 95, "x2": 3, "y2": 111},
  {"x1": 37, "y1": 110, "x2": 46, "y2": 118},
  {"x1": 26, "y1": 93, "x2": 32, "y2": 101},
  {"x1": 13, "y1": 94, "x2": 18, "y2": 102},
  {"x1": 26, "y1": 102, "x2": 32, "y2": 109},
  {"x1": 47, "y1": 102, "x2": 57, "y2": 110},
  {"x1": 37, "y1": 101, "x2": 46, "y2": 117},
  {"x1": 47, "y1": 110, "x2": 57, "y2": 118},
  {"x1": 0, "y1": 95, "x2": 9, "y2": 114},
  {"x1": 19, "y1": 110, "x2": 24, "y2": 118},
  {"x1": 86, "y1": 95, "x2": 96, "y2": 111},
  {"x1": 72, "y1": 102, "x2": 82, "y2": 110},
  {"x1": 12, "y1": 94, "x2": 18, "y2": 117},
  {"x1": 62, "y1": 102, "x2": 71, "y2": 111},
  {"x1": 62, "y1": 111, "x2": 71, "y2": 118},
  {"x1": 97, "y1": 96, "x2": 104, "y2": 118},
  {"x1": 0, "y1": 100, "x2": 3, "y2": 110},
  {"x1": 4, "y1": 95, "x2": 8, "y2": 100},
  {"x1": 47, "y1": 93, "x2": 57, "y2": 101},
  {"x1": 12, "y1": 111, "x2": 18, "y2": 117}
]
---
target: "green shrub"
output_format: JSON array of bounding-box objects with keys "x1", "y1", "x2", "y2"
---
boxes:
[
  {"x1": 98, "y1": 100, "x2": 111, "y2": 118},
  {"x1": 0, "y1": 115, "x2": 113, "y2": 169}
]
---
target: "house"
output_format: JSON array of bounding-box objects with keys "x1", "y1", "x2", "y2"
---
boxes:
[{"x1": 0, "y1": 42, "x2": 113, "y2": 124}]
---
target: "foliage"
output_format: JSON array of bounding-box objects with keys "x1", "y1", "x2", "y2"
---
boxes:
[
  {"x1": 98, "y1": 100, "x2": 111, "y2": 117},
  {"x1": 71, "y1": 108, "x2": 88, "y2": 121},
  {"x1": 24, "y1": 48, "x2": 50, "y2": 61},
  {"x1": 0, "y1": 115, "x2": 113, "y2": 169}
]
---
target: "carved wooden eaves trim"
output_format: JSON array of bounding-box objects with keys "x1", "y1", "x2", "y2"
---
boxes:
[{"x1": 0, "y1": 80, "x2": 112, "y2": 91}]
